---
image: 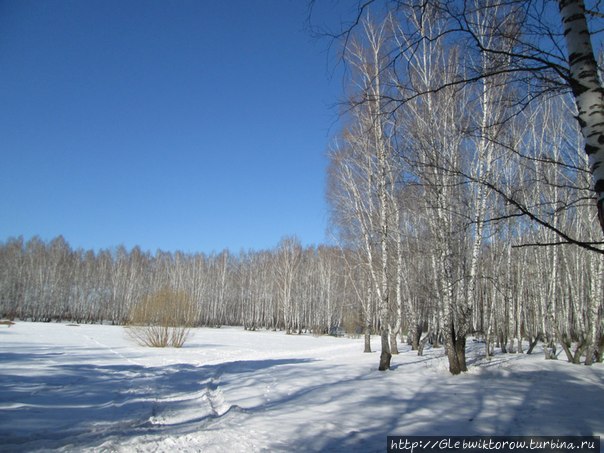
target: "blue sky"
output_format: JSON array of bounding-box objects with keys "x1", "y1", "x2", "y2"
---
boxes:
[{"x1": 0, "y1": 0, "x2": 346, "y2": 253}]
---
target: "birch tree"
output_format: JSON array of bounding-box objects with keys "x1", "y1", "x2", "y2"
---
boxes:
[
  {"x1": 275, "y1": 236, "x2": 302, "y2": 334},
  {"x1": 559, "y1": 0, "x2": 604, "y2": 233},
  {"x1": 327, "y1": 15, "x2": 406, "y2": 369}
]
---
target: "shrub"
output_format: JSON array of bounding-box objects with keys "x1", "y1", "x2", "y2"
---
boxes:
[{"x1": 126, "y1": 287, "x2": 195, "y2": 348}]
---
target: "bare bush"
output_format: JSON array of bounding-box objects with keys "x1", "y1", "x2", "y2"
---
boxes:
[{"x1": 126, "y1": 287, "x2": 195, "y2": 348}]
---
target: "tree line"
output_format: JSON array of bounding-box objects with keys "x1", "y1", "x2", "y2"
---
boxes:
[
  {"x1": 1, "y1": 213, "x2": 602, "y2": 369},
  {"x1": 0, "y1": 235, "x2": 349, "y2": 334}
]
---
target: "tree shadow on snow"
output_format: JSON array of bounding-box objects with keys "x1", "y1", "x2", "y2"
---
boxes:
[
  {"x1": 0, "y1": 353, "x2": 314, "y2": 451},
  {"x1": 286, "y1": 356, "x2": 604, "y2": 453},
  {"x1": 2, "y1": 348, "x2": 603, "y2": 453}
]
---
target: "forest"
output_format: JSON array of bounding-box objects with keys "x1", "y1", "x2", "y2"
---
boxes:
[{"x1": 2, "y1": 0, "x2": 604, "y2": 375}]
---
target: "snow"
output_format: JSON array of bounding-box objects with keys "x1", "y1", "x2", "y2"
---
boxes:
[{"x1": 1, "y1": 323, "x2": 603, "y2": 452}]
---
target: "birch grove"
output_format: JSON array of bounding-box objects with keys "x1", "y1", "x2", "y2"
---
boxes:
[
  {"x1": 323, "y1": 0, "x2": 603, "y2": 372},
  {"x1": 1, "y1": 0, "x2": 604, "y2": 373}
]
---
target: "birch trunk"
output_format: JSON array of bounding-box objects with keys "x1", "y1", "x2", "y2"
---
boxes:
[
  {"x1": 559, "y1": 0, "x2": 604, "y2": 233},
  {"x1": 586, "y1": 253, "x2": 603, "y2": 364}
]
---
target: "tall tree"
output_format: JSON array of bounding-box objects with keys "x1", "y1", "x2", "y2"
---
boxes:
[{"x1": 559, "y1": 0, "x2": 604, "y2": 233}]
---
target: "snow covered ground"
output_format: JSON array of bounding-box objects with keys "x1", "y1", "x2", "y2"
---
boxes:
[{"x1": 1, "y1": 323, "x2": 603, "y2": 452}]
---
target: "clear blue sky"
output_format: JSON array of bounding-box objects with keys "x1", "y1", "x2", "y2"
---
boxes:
[{"x1": 0, "y1": 0, "x2": 346, "y2": 254}]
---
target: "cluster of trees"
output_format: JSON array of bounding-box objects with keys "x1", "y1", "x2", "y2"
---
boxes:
[
  {"x1": 0, "y1": 235, "x2": 353, "y2": 335},
  {"x1": 324, "y1": 0, "x2": 604, "y2": 372}
]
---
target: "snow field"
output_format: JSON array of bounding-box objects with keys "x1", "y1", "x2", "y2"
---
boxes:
[{"x1": 1, "y1": 323, "x2": 603, "y2": 452}]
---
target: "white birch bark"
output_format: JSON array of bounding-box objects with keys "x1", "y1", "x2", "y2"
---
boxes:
[{"x1": 559, "y1": 0, "x2": 604, "y2": 233}]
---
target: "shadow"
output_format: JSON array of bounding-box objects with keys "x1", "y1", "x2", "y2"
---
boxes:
[
  {"x1": 0, "y1": 354, "x2": 314, "y2": 451},
  {"x1": 2, "y1": 343, "x2": 604, "y2": 453},
  {"x1": 389, "y1": 355, "x2": 433, "y2": 370},
  {"x1": 280, "y1": 354, "x2": 604, "y2": 453},
  {"x1": 0, "y1": 351, "x2": 66, "y2": 362}
]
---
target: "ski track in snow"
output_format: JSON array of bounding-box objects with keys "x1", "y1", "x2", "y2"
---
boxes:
[{"x1": 0, "y1": 323, "x2": 603, "y2": 452}]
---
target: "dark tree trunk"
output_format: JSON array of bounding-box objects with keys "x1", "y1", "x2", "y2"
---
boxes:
[
  {"x1": 499, "y1": 333, "x2": 508, "y2": 353},
  {"x1": 595, "y1": 334, "x2": 604, "y2": 362},
  {"x1": 527, "y1": 335, "x2": 540, "y2": 354},
  {"x1": 446, "y1": 322, "x2": 467, "y2": 375},
  {"x1": 411, "y1": 323, "x2": 422, "y2": 351}
]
